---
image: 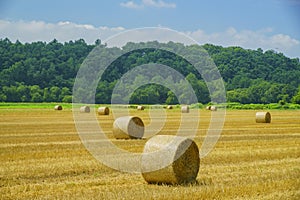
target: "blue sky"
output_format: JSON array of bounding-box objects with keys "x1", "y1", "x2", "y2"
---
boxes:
[{"x1": 0, "y1": 0, "x2": 299, "y2": 58}]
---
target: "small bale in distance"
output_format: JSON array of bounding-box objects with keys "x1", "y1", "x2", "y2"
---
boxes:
[
  {"x1": 141, "y1": 135, "x2": 200, "y2": 185},
  {"x1": 206, "y1": 106, "x2": 211, "y2": 110},
  {"x1": 98, "y1": 106, "x2": 109, "y2": 115},
  {"x1": 54, "y1": 105, "x2": 62, "y2": 111},
  {"x1": 80, "y1": 106, "x2": 90, "y2": 113},
  {"x1": 137, "y1": 105, "x2": 145, "y2": 110},
  {"x1": 113, "y1": 116, "x2": 144, "y2": 139},
  {"x1": 256, "y1": 112, "x2": 271, "y2": 123},
  {"x1": 167, "y1": 105, "x2": 173, "y2": 109},
  {"x1": 181, "y1": 105, "x2": 189, "y2": 113},
  {"x1": 210, "y1": 106, "x2": 217, "y2": 111}
]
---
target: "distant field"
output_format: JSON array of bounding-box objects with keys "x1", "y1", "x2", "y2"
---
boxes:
[{"x1": 0, "y1": 105, "x2": 299, "y2": 199}]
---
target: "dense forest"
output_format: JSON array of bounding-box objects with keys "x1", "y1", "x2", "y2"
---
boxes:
[{"x1": 0, "y1": 38, "x2": 300, "y2": 104}]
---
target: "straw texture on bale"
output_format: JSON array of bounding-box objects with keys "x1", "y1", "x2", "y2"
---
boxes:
[
  {"x1": 137, "y1": 105, "x2": 145, "y2": 110},
  {"x1": 141, "y1": 135, "x2": 200, "y2": 185},
  {"x1": 167, "y1": 105, "x2": 173, "y2": 109},
  {"x1": 256, "y1": 112, "x2": 271, "y2": 123},
  {"x1": 98, "y1": 107, "x2": 109, "y2": 115},
  {"x1": 80, "y1": 106, "x2": 90, "y2": 113},
  {"x1": 181, "y1": 105, "x2": 189, "y2": 113},
  {"x1": 113, "y1": 116, "x2": 144, "y2": 139},
  {"x1": 54, "y1": 105, "x2": 62, "y2": 110},
  {"x1": 210, "y1": 106, "x2": 217, "y2": 111},
  {"x1": 206, "y1": 106, "x2": 211, "y2": 110}
]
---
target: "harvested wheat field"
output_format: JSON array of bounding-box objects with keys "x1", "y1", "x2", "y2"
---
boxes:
[{"x1": 0, "y1": 106, "x2": 299, "y2": 200}]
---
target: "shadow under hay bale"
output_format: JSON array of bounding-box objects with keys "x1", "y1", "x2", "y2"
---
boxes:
[
  {"x1": 141, "y1": 135, "x2": 200, "y2": 185},
  {"x1": 80, "y1": 106, "x2": 90, "y2": 113},
  {"x1": 113, "y1": 116, "x2": 144, "y2": 139},
  {"x1": 181, "y1": 105, "x2": 189, "y2": 113},
  {"x1": 256, "y1": 112, "x2": 271, "y2": 123},
  {"x1": 54, "y1": 105, "x2": 62, "y2": 110},
  {"x1": 137, "y1": 105, "x2": 145, "y2": 110},
  {"x1": 98, "y1": 107, "x2": 109, "y2": 115}
]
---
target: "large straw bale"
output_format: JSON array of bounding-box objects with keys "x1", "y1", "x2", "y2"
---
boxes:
[
  {"x1": 137, "y1": 105, "x2": 145, "y2": 110},
  {"x1": 181, "y1": 105, "x2": 189, "y2": 113},
  {"x1": 98, "y1": 107, "x2": 109, "y2": 115},
  {"x1": 141, "y1": 135, "x2": 200, "y2": 185},
  {"x1": 256, "y1": 112, "x2": 271, "y2": 123},
  {"x1": 167, "y1": 105, "x2": 173, "y2": 109},
  {"x1": 210, "y1": 106, "x2": 217, "y2": 111},
  {"x1": 54, "y1": 105, "x2": 62, "y2": 110},
  {"x1": 113, "y1": 116, "x2": 144, "y2": 139},
  {"x1": 80, "y1": 106, "x2": 90, "y2": 113}
]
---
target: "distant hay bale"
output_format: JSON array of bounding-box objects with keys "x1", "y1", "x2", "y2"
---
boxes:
[
  {"x1": 98, "y1": 107, "x2": 109, "y2": 115},
  {"x1": 210, "y1": 106, "x2": 217, "y2": 111},
  {"x1": 167, "y1": 105, "x2": 173, "y2": 109},
  {"x1": 137, "y1": 105, "x2": 145, "y2": 110},
  {"x1": 256, "y1": 112, "x2": 271, "y2": 123},
  {"x1": 206, "y1": 106, "x2": 211, "y2": 110},
  {"x1": 181, "y1": 105, "x2": 189, "y2": 113},
  {"x1": 141, "y1": 135, "x2": 200, "y2": 185},
  {"x1": 113, "y1": 116, "x2": 144, "y2": 139},
  {"x1": 80, "y1": 106, "x2": 90, "y2": 113},
  {"x1": 54, "y1": 105, "x2": 62, "y2": 110}
]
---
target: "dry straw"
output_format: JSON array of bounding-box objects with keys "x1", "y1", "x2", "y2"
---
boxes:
[
  {"x1": 141, "y1": 135, "x2": 200, "y2": 185},
  {"x1": 54, "y1": 105, "x2": 62, "y2": 110},
  {"x1": 181, "y1": 105, "x2": 189, "y2": 113},
  {"x1": 210, "y1": 106, "x2": 217, "y2": 111},
  {"x1": 256, "y1": 112, "x2": 271, "y2": 123},
  {"x1": 98, "y1": 107, "x2": 109, "y2": 115},
  {"x1": 113, "y1": 116, "x2": 144, "y2": 139},
  {"x1": 137, "y1": 105, "x2": 145, "y2": 110},
  {"x1": 80, "y1": 106, "x2": 90, "y2": 113}
]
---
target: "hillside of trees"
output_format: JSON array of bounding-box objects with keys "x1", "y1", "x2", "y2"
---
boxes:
[{"x1": 0, "y1": 38, "x2": 300, "y2": 104}]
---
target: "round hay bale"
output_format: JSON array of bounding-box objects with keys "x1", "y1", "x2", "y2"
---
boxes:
[
  {"x1": 137, "y1": 105, "x2": 145, "y2": 110},
  {"x1": 54, "y1": 105, "x2": 62, "y2": 110},
  {"x1": 181, "y1": 105, "x2": 189, "y2": 113},
  {"x1": 113, "y1": 116, "x2": 144, "y2": 139},
  {"x1": 98, "y1": 106, "x2": 109, "y2": 115},
  {"x1": 210, "y1": 106, "x2": 217, "y2": 111},
  {"x1": 206, "y1": 105, "x2": 211, "y2": 110},
  {"x1": 80, "y1": 106, "x2": 90, "y2": 113},
  {"x1": 256, "y1": 112, "x2": 271, "y2": 123},
  {"x1": 141, "y1": 135, "x2": 200, "y2": 185},
  {"x1": 167, "y1": 105, "x2": 173, "y2": 109}
]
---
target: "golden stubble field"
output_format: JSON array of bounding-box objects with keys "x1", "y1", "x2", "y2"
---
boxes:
[{"x1": 0, "y1": 107, "x2": 299, "y2": 200}]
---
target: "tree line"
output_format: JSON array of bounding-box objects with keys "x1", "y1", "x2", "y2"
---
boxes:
[{"x1": 0, "y1": 38, "x2": 300, "y2": 104}]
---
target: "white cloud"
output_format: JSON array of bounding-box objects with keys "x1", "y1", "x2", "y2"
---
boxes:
[
  {"x1": 186, "y1": 27, "x2": 300, "y2": 58},
  {"x1": 120, "y1": 1, "x2": 143, "y2": 9},
  {"x1": 120, "y1": 0, "x2": 176, "y2": 9},
  {"x1": 143, "y1": 0, "x2": 176, "y2": 8},
  {"x1": 0, "y1": 19, "x2": 299, "y2": 58},
  {"x1": 0, "y1": 19, "x2": 125, "y2": 44}
]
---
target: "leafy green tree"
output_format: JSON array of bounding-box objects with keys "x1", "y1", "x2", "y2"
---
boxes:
[
  {"x1": 62, "y1": 95, "x2": 72, "y2": 103},
  {"x1": 166, "y1": 91, "x2": 178, "y2": 104},
  {"x1": 17, "y1": 84, "x2": 30, "y2": 102},
  {"x1": 59, "y1": 87, "x2": 71, "y2": 101},
  {"x1": 227, "y1": 88, "x2": 251, "y2": 104},
  {"x1": 0, "y1": 39, "x2": 299, "y2": 104},
  {"x1": 2, "y1": 86, "x2": 19, "y2": 102},
  {"x1": 292, "y1": 86, "x2": 300, "y2": 104},
  {"x1": 0, "y1": 93, "x2": 6, "y2": 102},
  {"x1": 30, "y1": 85, "x2": 43, "y2": 102}
]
